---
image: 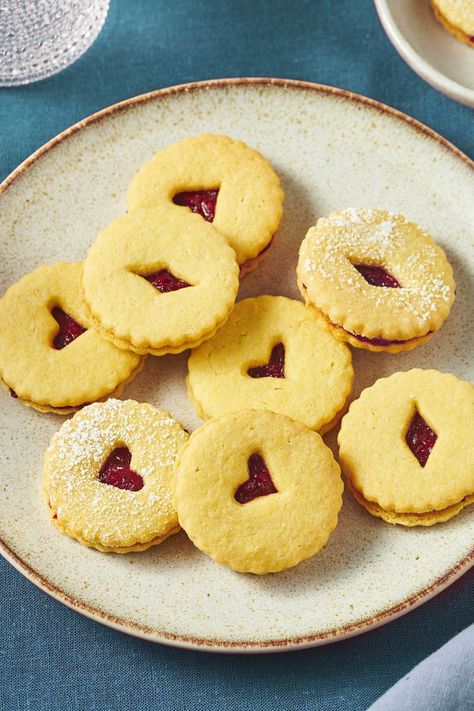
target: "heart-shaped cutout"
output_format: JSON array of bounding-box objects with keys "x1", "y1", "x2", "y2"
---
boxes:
[
  {"x1": 52, "y1": 306, "x2": 87, "y2": 350},
  {"x1": 143, "y1": 269, "x2": 190, "y2": 293},
  {"x1": 98, "y1": 446, "x2": 144, "y2": 491},
  {"x1": 405, "y1": 411, "x2": 437, "y2": 467},
  {"x1": 173, "y1": 189, "x2": 219, "y2": 222},
  {"x1": 353, "y1": 264, "x2": 400, "y2": 288},
  {"x1": 234, "y1": 453, "x2": 278, "y2": 504},
  {"x1": 248, "y1": 343, "x2": 285, "y2": 379}
]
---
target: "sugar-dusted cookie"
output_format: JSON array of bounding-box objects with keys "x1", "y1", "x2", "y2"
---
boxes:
[
  {"x1": 43, "y1": 399, "x2": 189, "y2": 552},
  {"x1": 431, "y1": 0, "x2": 474, "y2": 45},
  {"x1": 297, "y1": 208, "x2": 455, "y2": 353},
  {"x1": 338, "y1": 370, "x2": 474, "y2": 526},
  {"x1": 126, "y1": 134, "x2": 284, "y2": 272},
  {"x1": 82, "y1": 206, "x2": 239, "y2": 356},
  {"x1": 187, "y1": 296, "x2": 353, "y2": 433},
  {"x1": 174, "y1": 409, "x2": 343, "y2": 574},
  {"x1": 0, "y1": 262, "x2": 143, "y2": 413}
]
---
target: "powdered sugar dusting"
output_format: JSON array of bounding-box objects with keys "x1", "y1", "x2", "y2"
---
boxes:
[
  {"x1": 299, "y1": 208, "x2": 455, "y2": 335},
  {"x1": 44, "y1": 399, "x2": 188, "y2": 548}
]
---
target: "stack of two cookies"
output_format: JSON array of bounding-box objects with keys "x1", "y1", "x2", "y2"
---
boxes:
[{"x1": 83, "y1": 133, "x2": 286, "y2": 358}]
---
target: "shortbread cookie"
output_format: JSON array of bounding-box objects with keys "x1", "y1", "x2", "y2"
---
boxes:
[
  {"x1": 338, "y1": 370, "x2": 474, "y2": 526},
  {"x1": 0, "y1": 262, "x2": 143, "y2": 413},
  {"x1": 174, "y1": 410, "x2": 343, "y2": 574},
  {"x1": 126, "y1": 134, "x2": 284, "y2": 270},
  {"x1": 187, "y1": 296, "x2": 353, "y2": 432},
  {"x1": 297, "y1": 208, "x2": 455, "y2": 353},
  {"x1": 82, "y1": 206, "x2": 239, "y2": 356},
  {"x1": 431, "y1": 0, "x2": 474, "y2": 45},
  {"x1": 43, "y1": 399, "x2": 188, "y2": 552}
]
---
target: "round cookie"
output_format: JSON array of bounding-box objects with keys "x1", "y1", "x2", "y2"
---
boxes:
[
  {"x1": 126, "y1": 134, "x2": 284, "y2": 270},
  {"x1": 82, "y1": 206, "x2": 240, "y2": 356},
  {"x1": 338, "y1": 369, "x2": 474, "y2": 526},
  {"x1": 297, "y1": 208, "x2": 455, "y2": 353},
  {"x1": 174, "y1": 409, "x2": 343, "y2": 574},
  {"x1": 43, "y1": 399, "x2": 189, "y2": 553},
  {"x1": 0, "y1": 262, "x2": 143, "y2": 413},
  {"x1": 187, "y1": 296, "x2": 353, "y2": 433},
  {"x1": 431, "y1": 0, "x2": 474, "y2": 45}
]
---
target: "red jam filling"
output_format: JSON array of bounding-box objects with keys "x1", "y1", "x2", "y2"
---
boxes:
[
  {"x1": 52, "y1": 307, "x2": 86, "y2": 350},
  {"x1": 346, "y1": 330, "x2": 432, "y2": 347},
  {"x1": 248, "y1": 343, "x2": 285, "y2": 379},
  {"x1": 234, "y1": 453, "x2": 278, "y2": 504},
  {"x1": 144, "y1": 269, "x2": 190, "y2": 293},
  {"x1": 350, "y1": 333, "x2": 406, "y2": 346},
  {"x1": 9, "y1": 388, "x2": 18, "y2": 398},
  {"x1": 405, "y1": 412, "x2": 437, "y2": 467},
  {"x1": 173, "y1": 189, "x2": 219, "y2": 222},
  {"x1": 98, "y1": 446, "x2": 144, "y2": 491},
  {"x1": 354, "y1": 264, "x2": 400, "y2": 288}
]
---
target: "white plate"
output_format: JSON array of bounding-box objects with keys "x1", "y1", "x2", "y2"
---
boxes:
[
  {"x1": 0, "y1": 79, "x2": 473, "y2": 652},
  {"x1": 374, "y1": 0, "x2": 474, "y2": 107}
]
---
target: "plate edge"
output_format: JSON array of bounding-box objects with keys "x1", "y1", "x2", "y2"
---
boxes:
[
  {"x1": 0, "y1": 77, "x2": 472, "y2": 197},
  {"x1": 1, "y1": 534, "x2": 472, "y2": 653}
]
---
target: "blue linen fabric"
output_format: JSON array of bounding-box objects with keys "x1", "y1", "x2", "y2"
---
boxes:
[{"x1": 0, "y1": 1, "x2": 472, "y2": 709}]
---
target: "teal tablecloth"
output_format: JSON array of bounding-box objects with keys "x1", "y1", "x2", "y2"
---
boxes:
[{"x1": 0, "y1": 1, "x2": 472, "y2": 709}]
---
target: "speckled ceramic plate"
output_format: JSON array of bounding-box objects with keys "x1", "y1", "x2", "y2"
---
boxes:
[
  {"x1": 374, "y1": 0, "x2": 474, "y2": 108},
  {"x1": 0, "y1": 79, "x2": 473, "y2": 653}
]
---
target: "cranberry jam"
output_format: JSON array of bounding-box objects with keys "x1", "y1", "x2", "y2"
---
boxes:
[
  {"x1": 98, "y1": 447, "x2": 144, "y2": 491},
  {"x1": 405, "y1": 412, "x2": 437, "y2": 467},
  {"x1": 354, "y1": 264, "x2": 400, "y2": 288},
  {"x1": 248, "y1": 343, "x2": 285, "y2": 379},
  {"x1": 52, "y1": 307, "x2": 86, "y2": 350},
  {"x1": 234, "y1": 453, "x2": 278, "y2": 504},
  {"x1": 144, "y1": 269, "x2": 190, "y2": 293},
  {"x1": 173, "y1": 189, "x2": 218, "y2": 222}
]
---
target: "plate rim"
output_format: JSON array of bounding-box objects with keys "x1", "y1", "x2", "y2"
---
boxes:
[
  {"x1": 374, "y1": 0, "x2": 474, "y2": 108},
  {"x1": 0, "y1": 77, "x2": 473, "y2": 652}
]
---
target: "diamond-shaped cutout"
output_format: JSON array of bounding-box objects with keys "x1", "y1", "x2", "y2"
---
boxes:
[
  {"x1": 247, "y1": 343, "x2": 285, "y2": 379},
  {"x1": 405, "y1": 411, "x2": 437, "y2": 467},
  {"x1": 142, "y1": 269, "x2": 190, "y2": 293},
  {"x1": 234, "y1": 453, "x2": 278, "y2": 504},
  {"x1": 353, "y1": 264, "x2": 400, "y2": 288}
]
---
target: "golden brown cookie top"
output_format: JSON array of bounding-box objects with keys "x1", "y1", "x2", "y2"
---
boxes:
[
  {"x1": 187, "y1": 295, "x2": 353, "y2": 432},
  {"x1": 432, "y1": 0, "x2": 474, "y2": 34},
  {"x1": 82, "y1": 206, "x2": 240, "y2": 355},
  {"x1": 126, "y1": 134, "x2": 284, "y2": 265},
  {"x1": 338, "y1": 369, "x2": 474, "y2": 513},
  {"x1": 297, "y1": 208, "x2": 455, "y2": 341},
  {"x1": 0, "y1": 262, "x2": 142, "y2": 410},
  {"x1": 174, "y1": 409, "x2": 343, "y2": 574},
  {"x1": 43, "y1": 399, "x2": 188, "y2": 552}
]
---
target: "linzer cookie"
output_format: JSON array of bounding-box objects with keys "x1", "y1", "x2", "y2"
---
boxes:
[
  {"x1": 187, "y1": 295, "x2": 353, "y2": 433},
  {"x1": 173, "y1": 409, "x2": 343, "y2": 574},
  {"x1": 297, "y1": 208, "x2": 455, "y2": 353},
  {"x1": 82, "y1": 206, "x2": 239, "y2": 356},
  {"x1": 431, "y1": 0, "x2": 474, "y2": 45},
  {"x1": 126, "y1": 134, "x2": 284, "y2": 273},
  {"x1": 43, "y1": 399, "x2": 189, "y2": 553},
  {"x1": 338, "y1": 370, "x2": 474, "y2": 526},
  {"x1": 0, "y1": 262, "x2": 143, "y2": 413}
]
